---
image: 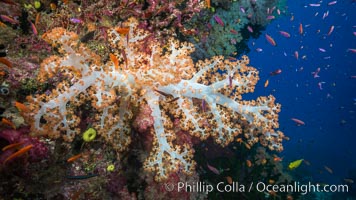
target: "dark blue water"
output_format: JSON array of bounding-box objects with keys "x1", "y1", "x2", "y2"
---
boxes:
[{"x1": 245, "y1": 0, "x2": 356, "y2": 184}]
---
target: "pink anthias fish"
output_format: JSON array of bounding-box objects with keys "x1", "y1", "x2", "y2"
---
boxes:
[
  {"x1": 265, "y1": 33, "x2": 277, "y2": 46},
  {"x1": 309, "y1": 3, "x2": 320, "y2": 7},
  {"x1": 279, "y1": 31, "x2": 291, "y2": 38},
  {"x1": 347, "y1": 48, "x2": 356, "y2": 53},
  {"x1": 0, "y1": 15, "x2": 19, "y2": 24},
  {"x1": 328, "y1": 1, "x2": 337, "y2": 5},
  {"x1": 318, "y1": 82, "x2": 326, "y2": 90},
  {"x1": 322, "y1": 10, "x2": 329, "y2": 19},
  {"x1": 327, "y1": 25, "x2": 334, "y2": 36},
  {"x1": 255, "y1": 48, "x2": 263, "y2": 52},
  {"x1": 213, "y1": 15, "x2": 224, "y2": 27},
  {"x1": 70, "y1": 18, "x2": 83, "y2": 24},
  {"x1": 312, "y1": 67, "x2": 321, "y2": 78},
  {"x1": 291, "y1": 118, "x2": 305, "y2": 126},
  {"x1": 319, "y1": 48, "x2": 326, "y2": 52},
  {"x1": 247, "y1": 26, "x2": 253, "y2": 33},
  {"x1": 29, "y1": 21, "x2": 38, "y2": 35},
  {"x1": 207, "y1": 163, "x2": 220, "y2": 175}
]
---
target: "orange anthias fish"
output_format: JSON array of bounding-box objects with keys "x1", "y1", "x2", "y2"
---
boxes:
[
  {"x1": 67, "y1": 153, "x2": 82, "y2": 163},
  {"x1": 115, "y1": 27, "x2": 130, "y2": 35},
  {"x1": 299, "y1": 23, "x2": 303, "y2": 35},
  {"x1": 2, "y1": 141, "x2": 24, "y2": 151},
  {"x1": 0, "y1": 57, "x2": 12, "y2": 68},
  {"x1": 264, "y1": 79, "x2": 269, "y2": 88},
  {"x1": 109, "y1": 53, "x2": 119, "y2": 70},
  {"x1": 14, "y1": 101, "x2": 30, "y2": 113},
  {"x1": 1, "y1": 118, "x2": 16, "y2": 129},
  {"x1": 4, "y1": 144, "x2": 34, "y2": 164}
]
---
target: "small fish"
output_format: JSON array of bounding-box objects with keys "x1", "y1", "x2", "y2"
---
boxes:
[
  {"x1": 265, "y1": 33, "x2": 276, "y2": 46},
  {"x1": 299, "y1": 23, "x2": 303, "y2": 35},
  {"x1": 246, "y1": 160, "x2": 252, "y2": 167},
  {"x1": 343, "y1": 179, "x2": 354, "y2": 184},
  {"x1": 255, "y1": 48, "x2": 263, "y2": 52},
  {"x1": 324, "y1": 166, "x2": 333, "y2": 174},
  {"x1": 309, "y1": 3, "x2": 320, "y2": 6},
  {"x1": 270, "y1": 69, "x2": 282, "y2": 76},
  {"x1": 29, "y1": 21, "x2": 38, "y2": 35},
  {"x1": 4, "y1": 144, "x2": 34, "y2": 164},
  {"x1": 291, "y1": 118, "x2": 305, "y2": 126},
  {"x1": 279, "y1": 31, "x2": 291, "y2": 38},
  {"x1": 273, "y1": 156, "x2": 283, "y2": 162},
  {"x1": 319, "y1": 48, "x2": 326, "y2": 52},
  {"x1": 303, "y1": 160, "x2": 311, "y2": 165},
  {"x1": 67, "y1": 153, "x2": 82, "y2": 163},
  {"x1": 288, "y1": 159, "x2": 303, "y2": 170},
  {"x1": 109, "y1": 53, "x2": 119, "y2": 70},
  {"x1": 247, "y1": 26, "x2": 253, "y2": 33},
  {"x1": 327, "y1": 25, "x2": 334, "y2": 35},
  {"x1": 226, "y1": 176, "x2": 233, "y2": 184},
  {"x1": 294, "y1": 51, "x2": 299, "y2": 60},
  {"x1": 1, "y1": 118, "x2": 16, "y2": 129},
  {"x1": 328, "y1": 1, "x2": 337, "y2": 5},
  {"x1": 264, "y1": 79, "x2": 269, "y2": 87},
  {"x1": 213, "y1": 15, "x2": 224, "y2": 27},
  {"x1": 0, "y1": 15, "x2": 19, "y2": 25},
  {"x1": 14, "y1": 101, "x2": 29, "y2": 112},
  {"x1": 266, "y1": 15, "x2": 275, "y2": 20},
  {"x1": 347, "y1": 48, "x2": 356, "y2": 53},
  {"x1": 240, "y1": 7, "x2": 246, "y2": 13},
  {"x1": 2, "y1": 142, "x2": 24, "y2": 151},
  {"x1": 322, "y1": 11, "x2": 329, "y2": 19},
  {"x1": 312, "y1": 67, "x2": 321, "y2": 78},
  {"x1": 0, "y1": 57, "x2": 12, "y2": 68},
  {"x1": 230, "y1": 29, "x2": 238, "y2": 34},
  {"x1": 318, "y1": 82, "x2": 326, "y2": 90},
  {"x1": 35, "y1": 13, "x2": 41, "y2": 26},
  {"x1": 207, "y1": 163, "x2": 220, "y2": 175},
  {"x1": 70, "y1": 18, "x2": 83, "y2": 24}
]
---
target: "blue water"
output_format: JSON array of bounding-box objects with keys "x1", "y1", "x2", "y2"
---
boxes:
[{"x1": 245, "y1": 0, "x2": 356, "y2": 184}]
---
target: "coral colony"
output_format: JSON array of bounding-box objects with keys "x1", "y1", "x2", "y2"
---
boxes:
[{"x1": 25, "y1": 18, "x2": 284, "y2": 181}]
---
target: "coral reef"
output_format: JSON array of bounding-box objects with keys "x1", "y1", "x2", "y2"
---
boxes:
[{"x1": 25, "y1": 17, "x2": 284, "y2": 182}]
